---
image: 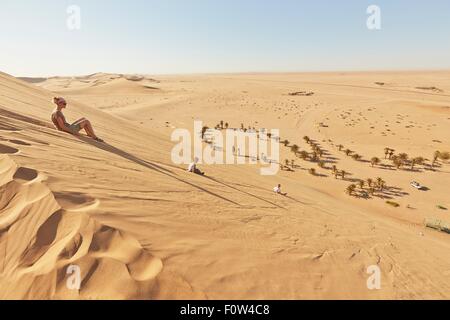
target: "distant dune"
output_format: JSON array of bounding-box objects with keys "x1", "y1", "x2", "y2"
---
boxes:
[{"x1": 17, "y1": 77, "x2": 47, "y2": 84}]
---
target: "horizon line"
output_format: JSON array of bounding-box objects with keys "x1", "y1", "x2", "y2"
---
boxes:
[{"x1": 10, "y1": 67, "x2": 450, "y2": 79}]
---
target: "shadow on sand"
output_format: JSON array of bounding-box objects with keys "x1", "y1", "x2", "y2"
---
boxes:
[{"x1": 77, "y1": 135, "x2": 242, "y2": 206}]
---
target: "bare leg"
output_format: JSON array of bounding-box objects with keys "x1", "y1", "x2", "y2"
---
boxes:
[
  {"x1": 72, "y1": 118, "x2": 103, "y2": 141},
  {"x1": 82, "y1": 120, "x2": 97, "y2": 138},
  {"x1": 73, "y1": 119, "x2": 97, "y2": 138}
]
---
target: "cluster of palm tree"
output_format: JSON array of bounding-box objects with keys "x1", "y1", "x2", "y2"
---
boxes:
[
  {"x1": 282, "y1": 159, "x2": 295, "y2": 170},
  {"x1": 409, "y1": 156, "x2": 426, "y2": 170},
  {"x1": 384, "y1": 148, "x2": 428, "y2": 170},
  {"x1": 212, "y1": 122, "x2": 257, "y2": 132},
  {"x1": 281, "y1": 136, "x2": 326, "y2": 166},
  {"x1": 302, "y1": 136, "x2": 325, "y2": 162},
  {"x1": 341, "y1": 148, "x2": 363, "y2": 161},
  {"x1": 337, "y1": 145, "x2": 362, "y2": 161},
  {"x1": 331, "y1": 165, "x2": 347, "y2": 180},
  {"x1": 384, "y1": 148, "x2": 395, "y2": 159},
  {"x1": 279, "y1": 136, "x2": 329, "y2": 174},
  {"x1": 391, "y1": 153, "x2": 409, "y2": 169},
  {"x1": 346, "y1": 177, "x2": 386, "y2": 197},
  {"x1": 390, "y1": 152, "x2": 426, "y2": 170},
  {"x1": 213, "y1": 121, "x2": 228, "y2": 130}
]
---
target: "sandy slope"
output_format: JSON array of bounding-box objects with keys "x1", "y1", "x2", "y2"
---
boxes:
[{"x1": 1, "y1": 71, "x2": 450, "y2": 299}]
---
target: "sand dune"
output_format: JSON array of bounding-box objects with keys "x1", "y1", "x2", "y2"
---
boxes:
[
  {"x1": 2, "y1": 71, "x2": 450, "y2": 299},
  {"x1": 0, "y1": 154, "x2": 163, "y2": 299},
  {"x1": 27, "y1": 73, "x2": 160, "y2": 95}
]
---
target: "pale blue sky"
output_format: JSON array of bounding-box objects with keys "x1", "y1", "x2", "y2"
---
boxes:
[{"x1": 1, "y1": 0, "x2": 449, "y2": 76}]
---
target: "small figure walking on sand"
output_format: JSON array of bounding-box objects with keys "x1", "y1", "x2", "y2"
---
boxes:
[{"x1": 51, "y1": 97, "x2": 104, "y2": 142}]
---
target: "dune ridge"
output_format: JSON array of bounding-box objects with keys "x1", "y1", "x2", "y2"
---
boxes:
[{"x1": 0, "y1": 153, "x2": 163, "y2": 299}]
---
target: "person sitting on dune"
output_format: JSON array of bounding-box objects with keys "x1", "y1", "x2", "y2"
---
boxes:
[
  {"x1": 51, "y1": 97, "x2": 104, "y2": 142},
  {"x1": 188, "y1": 157, "x2": 205, "y2": 175}
]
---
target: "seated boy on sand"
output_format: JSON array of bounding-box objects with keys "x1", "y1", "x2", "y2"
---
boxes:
[
  {"x1": 188, "y1": 157, "x2": 205, "y2": 175},
  {"x1": 51, "y1": 97, "x2": 104, "y2": 142},
  {"x1": 274, "y1": 184, "x2": 287, "y2": 196}
]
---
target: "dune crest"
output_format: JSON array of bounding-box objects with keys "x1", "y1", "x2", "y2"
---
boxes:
[{"x1": 0, "y1": 155, "x2": 163, "y2": 299}]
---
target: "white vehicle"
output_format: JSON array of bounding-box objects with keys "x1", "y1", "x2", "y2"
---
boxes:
[{"x1": 410, "y1": 181, "x2": 425, "y2": 190}]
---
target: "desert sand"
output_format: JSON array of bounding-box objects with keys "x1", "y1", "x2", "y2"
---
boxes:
[{"x1": 1, "y1": 70, "x2": 450, "y2": 299}]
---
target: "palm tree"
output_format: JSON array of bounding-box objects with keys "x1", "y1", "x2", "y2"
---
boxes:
[
  {"x1": 352, "y1": 154, "x2": 362, "y2": 161},
  {"x1": 201, "y1": 126, "x2": 209, "y2": 139},
  {"x1": 358, "y1": 180, "x2": 365, "y2": 189},
  {"x1": 338, "y1": 144, "x2": 344, "y2": 151},
  {"x1": 432, "y1": 151, "x2": 440, "y2": 167},
  {"x1": 371, "y1": 157, "x2": 381, "y2": 167},
  {"x1": 332, "y1": 165, "x2": 337, "y2": 173},
  {"x1": 440, "y1": 151, "x2": 450, "y2": 161},
  {"x1": 367, "y1": 178, "x2": 373, "y2": 188},
  {"x1": 299, "y1": 151, "x2": 309, "y2": 160},
  {"x1": 311, "y1": 152, "x2": 319, "y2": 162},
  {"x1": 309, "y1": 168, "x2": 316, "y2": 175},
  {"x1": 411, "y1": 157, "x2": 424, "y2": 170},
  {"x1": 391, "y1": 155, "x2": 402, "y2": 169},
  {"x1": 303, "y1": 136, "x2": 311, "y2": 144},
  {"x1": 240, "y1": 123, "x2": 244, "y2": 130},
  {"x1": 384, "y1": 148, "x2": 390, "y2": 159},
  {"x1": 388, "y1": 150, "x2": 395, "y2": 159},
  {"x1": 376, "y1": 177, "x2": 385, "y2": 191},
  {"x1": 346, "y1": 184, "x2": 356, "y2": 196},
  {"x1": 267, "y1": 133, "x2": 272, "y2": 139},
  {"x1": 318, "y1": 160, "x2": 325, "y2": 168},
  {"x1": 282, "y1": 140, "x2": 290, "y2": 147},
  {"x1": 291, "y1": 159, "x2": 295, "y2": 169},
  {"x1": 291, "y1": 144, "x2": 299, "y2": 154},
  {"x1": 334, "y1": 169, "x2": 340, "y2": 179},
  {"x1": 285, "y1": 159, "x2": 290, "y2": 167},
  {"x1": 220, "y1": 120, "x2": 224, "y2": 129},
  {"x1": 345, "y1": 149, "x2": 352, "y2": 156},
  {"x1": 225, "y1": 122, "x2": 229, "y2": 129},
  {"x1": 317, "y1": 149, "x2": 324, "y2": 158},
  {"x1": 398, "y1": 153, "x2": 409, "y2": 162},
  {"x1": 341, "y1": 170, "x2": 347, "y2": 180}
]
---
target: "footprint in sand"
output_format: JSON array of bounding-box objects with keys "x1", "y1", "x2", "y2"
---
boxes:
[
  {"x1": 8, "y1": 139, "x2": 31, "y2": 146},
  {"x1": 13, "y1": 167, "x2": 45, "y2": 185},
  {"x1": 53, "y1": 191, "x2": 100, "y2": 212},
  {"x1": 0, "y1": 143, "x2": 19, "y2": 154},
  {"x1": 0, "y1": 123, "x2": 21, "y2": 131}
]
